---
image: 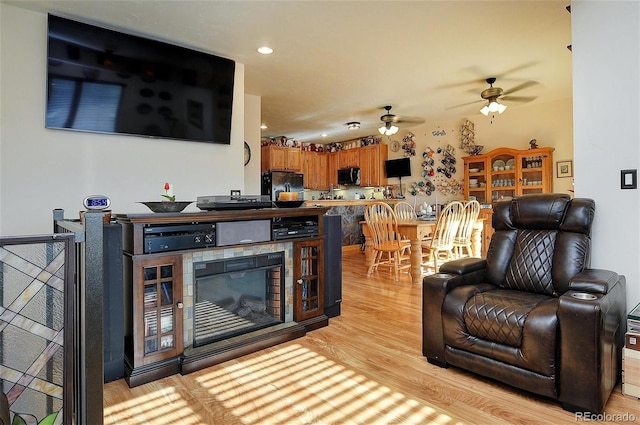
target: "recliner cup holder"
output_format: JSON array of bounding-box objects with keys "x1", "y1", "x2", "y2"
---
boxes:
[{"x1": 571, "y1": 292, "x2": 598, "y2": 300}]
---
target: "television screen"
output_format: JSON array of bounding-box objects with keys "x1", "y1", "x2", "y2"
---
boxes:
[
  {"x1": 385, "y1": 157, "x2": 412, "y2": 178},
  {"x1": 46, "y1": 15, "x2": 235, "y2": 144}
]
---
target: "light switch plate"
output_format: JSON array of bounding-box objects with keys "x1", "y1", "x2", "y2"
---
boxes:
[{"x1": 621, "y1": 169, "x2": 637, "y2": 189}]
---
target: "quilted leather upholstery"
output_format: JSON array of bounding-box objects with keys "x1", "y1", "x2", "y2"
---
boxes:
[
  {"x1": 465, "y1": 290, "x2": 544, "y2": 346},
  {"x1": 504, "y1": 229, "x2": 556, "y2": 295}
]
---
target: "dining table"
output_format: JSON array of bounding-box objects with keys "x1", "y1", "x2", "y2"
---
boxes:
[{"x1": 361, "y1": 217, "x2": 485, "y2": 284}]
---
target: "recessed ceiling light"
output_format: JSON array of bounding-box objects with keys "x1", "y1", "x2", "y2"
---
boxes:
[
  {"x1": 257, "y1": 46, "x2": 273, "y2": 55},
  {"x1": 260, "y1": 124, "x2": 268, "y2": 129},
  {"x1": 321, "y1": 133, "x2": 328, "y2": 137}
]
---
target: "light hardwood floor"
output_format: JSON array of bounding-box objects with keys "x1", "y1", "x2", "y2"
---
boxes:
[{"x1": 104, "y1": 251, "x2": 640, "y2": 424}]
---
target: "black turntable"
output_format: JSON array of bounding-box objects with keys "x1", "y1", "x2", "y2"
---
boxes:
[{"x1": 196, "y1": 194, "x2": 272, "y2": 211}]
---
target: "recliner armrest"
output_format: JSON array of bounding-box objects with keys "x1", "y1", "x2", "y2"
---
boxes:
[
  {"x1": 439, "y1": 257, "x2": 487, "y2": 276},
  {"x1": 558, "y1": 273, "x2": 626, "y2": 413},
  {"x1": 569, "y1": 268, "x2": 620, "y2": 295},
  {"x1": 422, "y1": 258, "x2": 487, "y2": 364}
]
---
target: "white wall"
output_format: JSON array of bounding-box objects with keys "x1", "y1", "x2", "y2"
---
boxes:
[
  {"x1": 244, "y1": 94, "x2": 262, "y2": 195},
  {"x1": 0, "y1": 4, "x2": 246, "y2": 236},
  {"x1": 572, "y1": 1, "x2": 640, "y2": 307}
]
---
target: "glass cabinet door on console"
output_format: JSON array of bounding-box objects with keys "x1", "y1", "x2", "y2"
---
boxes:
[
  {"x1": 133, "y1": 255, "x2": 183, "y2": 366},
  {"x1": 294, "y1": 240, "x2": 324, "y2": 321}
]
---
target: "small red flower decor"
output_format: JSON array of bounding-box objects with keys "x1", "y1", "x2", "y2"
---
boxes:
[{"x1": 162, "y1": 182, "x2": 175, "y2": 202}]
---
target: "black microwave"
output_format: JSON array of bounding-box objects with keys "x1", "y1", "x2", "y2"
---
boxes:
[{"x1": 338, "y1": 167, "x2": 360, "y2": 186}]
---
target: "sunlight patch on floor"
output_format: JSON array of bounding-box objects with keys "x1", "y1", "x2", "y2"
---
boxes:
[
  {"x1": 104, "y1": 385, "x2": 203, "y2": 425},
  {"x1": 194, "y1": 343, "x2": 453, "y2": 425}
]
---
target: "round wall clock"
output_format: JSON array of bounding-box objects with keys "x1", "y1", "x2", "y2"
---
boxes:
[
  {"x1": 390, "y1": 140, "x2": 400, "y2": 152},
  {"x1": 244, "y1": 141, "x2": 251, "y2": 166}
]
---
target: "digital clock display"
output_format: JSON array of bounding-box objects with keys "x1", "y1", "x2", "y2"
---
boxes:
[{"x1": 83, "y1": 195, "x2": 111, "y2": 210}]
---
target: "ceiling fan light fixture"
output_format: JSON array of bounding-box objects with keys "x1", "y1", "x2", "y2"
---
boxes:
[
  {"x1": 480, "y1": 98, "x2": 507, "y2": 116},
  {"x1": 378, "y1": 123, "x2": 398, "y2": 135}
]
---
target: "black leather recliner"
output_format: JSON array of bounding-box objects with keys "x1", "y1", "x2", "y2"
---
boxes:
[{"x1": 423, "y1": 194, "x2": 626, "y2": 413}]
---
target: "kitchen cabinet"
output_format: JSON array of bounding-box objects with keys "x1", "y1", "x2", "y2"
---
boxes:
[
  {"x1": 294, "y1": 239, "x2": 324, "y2": 322},
  {"x1": 463, "y1": 147, "x2": 554, "y2": 204},
  {"x1": 359, "y1": 144, "x2": 388, "y2": 187},
  {"x1": 261, "y1": 145, "x2": 302, "y2": 172},
  {"x1": 338, "y1": 148, "x2": 360, "y2": 169},
  {"x1": 302, "y1": 151, "x2": 330, "y2": 190},
  {"x1": 125, "y1": 254, "x2": 183, "y2": 386},
  {"x1": 328, "y1": 152, "x2": 339, "y2": 187}
]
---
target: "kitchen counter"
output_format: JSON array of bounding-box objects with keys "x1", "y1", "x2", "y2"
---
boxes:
[{"x1": 303, "y1": 199, "x2": 404, "y2": 207}]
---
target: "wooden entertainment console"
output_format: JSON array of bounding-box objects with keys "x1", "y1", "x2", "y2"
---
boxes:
[{"x1": 116, "y1": 206, "x2": 331, "y2": 387}]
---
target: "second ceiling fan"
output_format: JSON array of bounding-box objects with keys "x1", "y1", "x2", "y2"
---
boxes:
[{"x1": 378, "y1": 105, "x2": 425, "y2": 135}]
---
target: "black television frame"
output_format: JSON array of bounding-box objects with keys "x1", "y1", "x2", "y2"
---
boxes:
[
  {"x1": 46, "y1": 14, "x2": 235, "y2": 144},
  {"x1": 384, "y1": 157, "x2": 412, "y2": 178}
]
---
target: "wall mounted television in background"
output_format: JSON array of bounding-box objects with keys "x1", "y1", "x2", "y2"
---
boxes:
[
  {"x1": 46, "y1": 14, "x2": 235, "y2": 144},
  {"x1": 384, "y1": 157, "x2": 412, "y2": 178}
]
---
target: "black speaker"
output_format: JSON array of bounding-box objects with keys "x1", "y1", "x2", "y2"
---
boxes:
[
  {"x1": 323, "y1": 215, "x2": 342, "y2": 318},
  {"x1": 216, "y1": 220, "x2": 271, "y2": 246},
  {"x1": 103, "y1": 223, "x2": 124, "y2": 382}
]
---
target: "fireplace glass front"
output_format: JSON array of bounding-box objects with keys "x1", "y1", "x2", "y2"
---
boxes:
[{"x1": 193, "y1": 252, "x2": 285, "y2": 347}]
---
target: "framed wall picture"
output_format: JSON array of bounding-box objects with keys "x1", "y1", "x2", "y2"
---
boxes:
[{"x1": 556, "y1": 160, "x2": 573, "y2": 178}]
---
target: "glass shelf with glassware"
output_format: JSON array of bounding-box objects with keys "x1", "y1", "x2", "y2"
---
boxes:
[{"x1": 464, "y1": 147, "x2": 554, "y2": 206}]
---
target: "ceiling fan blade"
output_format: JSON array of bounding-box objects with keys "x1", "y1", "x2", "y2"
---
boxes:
[
  {"x1": 395, "y1": 116, "x2": 426, "y2": 124},
  {"x1": 502, "y1": 80, "x2": 539, "y2": 95},
  {"x1": 501, "y1": 95, "x2": 537, "y2": 103},
  {"x1": 438, "y1": 62, "x2": 540, "y2": 89},
  {"x1": 445, "y1": 99, "x2": 484, "y2": 110}
]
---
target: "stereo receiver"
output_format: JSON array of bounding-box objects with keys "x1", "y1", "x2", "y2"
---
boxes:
[{"x1": 143, "y1": 222, "x2": 216, "y2": 254}]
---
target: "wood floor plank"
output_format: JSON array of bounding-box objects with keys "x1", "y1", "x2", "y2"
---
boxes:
[{"x1": 104, "y1": 251, "x2": 640, "y2": 424}]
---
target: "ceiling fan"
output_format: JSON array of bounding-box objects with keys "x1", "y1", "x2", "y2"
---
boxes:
[
  {"x1": 446, "y1": 77, "x2": 538, "y2": 113},
  {"x1": 378, "y1": 105, "x2": 425, "y2": 135},
  {"x1": 479, "y1": 77, "x2": 538, "y2": 116}
]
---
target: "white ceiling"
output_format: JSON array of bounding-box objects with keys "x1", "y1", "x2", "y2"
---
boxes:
[{"x1": 6, "y1": 0, "x2": 573, "y2": 144}]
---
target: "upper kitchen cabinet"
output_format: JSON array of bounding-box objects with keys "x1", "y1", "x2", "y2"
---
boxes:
[
  {"x1": 359, "y1": 144, "x2": 388, "y2": 187},
  {"x1": 338, "y1": 148, "x2": 360, "y2": 169},
  {"x1": 328, "y1": 152, "x2": 339, "y2": 188},
  {"x1": 261, "y1": 145, "x2": 302, "y2": 172},
  {"x1": 302, "y1": 151, "x2": 330, "y2": 190}
]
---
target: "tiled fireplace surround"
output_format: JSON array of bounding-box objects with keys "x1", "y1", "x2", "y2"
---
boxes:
[{"x1": 181, "y1": 241, "x2": 295, "y2": 353}]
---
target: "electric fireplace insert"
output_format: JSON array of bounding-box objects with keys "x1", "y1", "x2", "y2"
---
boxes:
[{"x1": 192, "y1": 252, "x2": 285, "y2": 347}]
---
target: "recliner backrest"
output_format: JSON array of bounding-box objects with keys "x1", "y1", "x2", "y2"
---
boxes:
[{"x1": 486, "y1": 194, "x2": 594, "y2": 296}]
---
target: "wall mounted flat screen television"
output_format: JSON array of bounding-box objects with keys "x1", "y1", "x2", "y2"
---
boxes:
[
  {"x1": 384, "y1": 157, "x2": 412, "y2": 178},
  {"x1": 46, "y1": 14, "x2": 235, "y2": 144}
]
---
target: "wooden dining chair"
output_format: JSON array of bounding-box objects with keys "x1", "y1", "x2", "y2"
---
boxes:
[
  {"x1": 421, "y1": 201, "x2": 464, "y2": 273},
  {"x1": 364, "y1": 202, "x2": 411, "y2": 282},
  {"x1": 393, "y1": 201, "x2": 417, "y2": 223},
  {"x1": 453, "y1": 200, "x2": 481, "y2": 258}
]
